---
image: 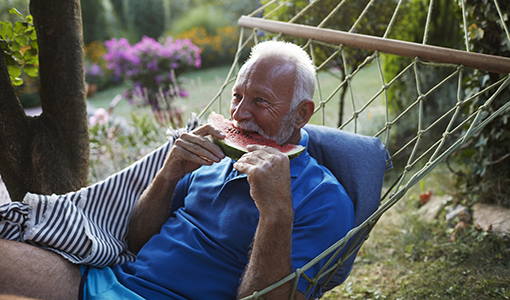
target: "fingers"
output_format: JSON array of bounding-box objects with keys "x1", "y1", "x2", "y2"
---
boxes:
[
  {"x1": 161, "y1": 124, "x2": 227, "y2": 180},
  {"x1": 233, "y1": 145, "x2": 289, "y2": 177},
  {"x1": 175, "y1": 124, "x2": 226, "y2": 163},
  {"x1": 193, "y1": 123, "x2": 226, "y2": 141}
]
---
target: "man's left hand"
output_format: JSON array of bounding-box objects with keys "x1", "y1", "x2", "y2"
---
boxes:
[{"x1": 233, "y1": 145, "x2": 292, "y2": 217}]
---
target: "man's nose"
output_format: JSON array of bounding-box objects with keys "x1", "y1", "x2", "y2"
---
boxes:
[{"x1": 231, "y1": 99, "x2": 252, "y2": 121}]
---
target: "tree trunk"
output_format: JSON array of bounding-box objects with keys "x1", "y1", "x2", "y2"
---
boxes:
[
  {"x1": 0, "y1": 0, "x2": 89, "y2": 201},
  {"x1": 337, "y1": 73, "x2": 346, "y2": 128}
]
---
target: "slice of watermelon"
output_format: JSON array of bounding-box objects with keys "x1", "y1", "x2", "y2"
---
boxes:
[{"x1": 208, "y1": 112, "x2": 305, "y2": 160}]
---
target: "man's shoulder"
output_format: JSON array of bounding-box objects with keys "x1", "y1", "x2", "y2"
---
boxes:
[{"x1": 293, "y1": 154, "x2": 351, "y2": 205}]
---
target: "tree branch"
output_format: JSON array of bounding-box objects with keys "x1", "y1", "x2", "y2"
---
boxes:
[
  {"x1": 0, "y1": 52, "x2": 31, "y2": 200},
  {"x1": 29, "y1": 0, "x2": 89, "y2": 187}
]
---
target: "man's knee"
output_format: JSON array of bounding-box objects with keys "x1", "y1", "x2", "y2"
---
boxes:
[{"x1": 0, "y1": 239, "x2": 81, "y2": 300}]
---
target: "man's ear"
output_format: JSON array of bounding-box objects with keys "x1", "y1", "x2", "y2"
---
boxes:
[{"x1": 295, "y1": 99, "x2": 315, "y2": 129}]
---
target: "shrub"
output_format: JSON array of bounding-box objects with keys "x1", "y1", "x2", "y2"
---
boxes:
[
  {"x1": 129, "y1": 0, "x2": 165, "y2": 40},
  {"x1": 452, "y1": 0, "x2": 510, "y2": 209},
  {"x1": 103, "y1": 36, "x2": 201, "y2": 126},
  {"x1": 84, "y1": 41, "x2": 118, "y2": 90},
  {"x1": 176, "y1": 26, "x2": 242, "y2": 68},
  {"x1": 169, "y1": 5, "x2": 229, "y2": 36},
  {"x1": 88, "y1": 108, "x2": 167, "y2": 183}
]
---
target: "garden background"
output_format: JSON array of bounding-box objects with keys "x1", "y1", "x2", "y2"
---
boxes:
[{"x1": 1, "y1": 0, "x2": 509, "y2": 298}]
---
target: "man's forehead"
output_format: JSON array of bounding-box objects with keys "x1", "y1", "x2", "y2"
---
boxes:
[{"x1": 236, "y1": 57, "x2": 296, "y2": 83}]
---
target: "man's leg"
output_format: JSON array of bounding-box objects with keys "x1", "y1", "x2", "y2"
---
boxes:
[{"x1": 0, "y1": 239, "x2": 81, "y2": 300}]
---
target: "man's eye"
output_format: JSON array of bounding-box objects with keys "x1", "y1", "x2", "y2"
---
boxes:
[{"x1": 256, "y1": 98, "x2": 266, "y2": 103}]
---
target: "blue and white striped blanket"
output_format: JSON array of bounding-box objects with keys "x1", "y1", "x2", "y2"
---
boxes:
[
  {"x1": 0, "y1": 140, "x2": 172, "y2": 267},
  {"x1": 0, "y1": 115, "x2": 200, "y2": 267}
]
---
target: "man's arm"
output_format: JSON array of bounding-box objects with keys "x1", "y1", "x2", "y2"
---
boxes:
[
  {"x1": 128, "y1": 125, "x2": 225, "y2": 253},
  {"x1": 235, "y1": 145, "x2": 305, "y2": 300}
]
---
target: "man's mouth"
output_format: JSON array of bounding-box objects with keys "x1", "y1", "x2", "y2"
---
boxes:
[{"x1": 232, "y1": 121, "x2": 261, "y2": 135}]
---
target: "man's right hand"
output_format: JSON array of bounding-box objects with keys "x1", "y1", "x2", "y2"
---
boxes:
[
  {"x1": 128, "y1": 124, "x2": 225, "y2": 252},
  {"x1": 161, "y1": 124, "x2": 226, "y2": 181}
]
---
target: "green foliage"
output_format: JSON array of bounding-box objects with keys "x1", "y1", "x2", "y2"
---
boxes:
[
  {"x1": 452, "y1": 0, "x2": 510, "y2": 209},
  {"x1": 80, "y1": 0, "x2": 259, "y2": 44},
  {"x1": 84, "y1": 41, "x2": 119, "y2": 91},
  {"x1": 129, "y1": 0, "x2": 165, "y2": 40},
  {"x1": 0, "y1": 0, "x2": 29, "y2": 22},
  {"x1": 383, "y1": 0, "x2": 463, "y2": 111},
  {"x1": 175, "y1": 26, "x2": 243, "y2": 68},
  {"x1": 213, "y1": 0, "x2": 260, "y2": 24},
  {"x1": 0, "y1": 8, "x2": 38, "y2": 86},
  {"x1": 262, "y1": 0, "x2": 397, "y2": 67},
  {"x1": 169, "y1": 5, "x2": 230, "y2": 36},
  {"x1": 168, "y1": 2, "x2": 254, "y2": 68},
  {"x1": 262, "y1": 0, "x2": 397, "y2": 126},
  {"x1": 328, "y1": 179, "x2": 510, "y2": 299},
  {"x1": 381, "y1": 0, "x2": 463, "y2": 168},
  {"x1": 81, "y1": 0, "x2": 108, "y2": 44},
  {"x1": 88, "y1": 108, "x2": 168, "y2": 183}
]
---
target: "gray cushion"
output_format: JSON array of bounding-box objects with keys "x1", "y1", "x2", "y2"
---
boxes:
[{"x1": 304, "y1": 124, "x2": 390, "y2": 298}]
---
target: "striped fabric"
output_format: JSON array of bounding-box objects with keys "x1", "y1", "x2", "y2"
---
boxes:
[{"x1": 0, "y1": 114, "x2": 199, "y2": 267}]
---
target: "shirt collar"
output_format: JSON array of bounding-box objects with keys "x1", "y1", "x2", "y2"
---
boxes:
[{"x1": 289, "y1": 128, "x2": 309, "y2": 178}]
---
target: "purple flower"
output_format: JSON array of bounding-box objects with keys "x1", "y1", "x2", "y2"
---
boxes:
[
  {"x1": 147, "y1": 60, "x2": 158, "y2": 72},
  {"x1": 154, "y1": 75, "x2": 164, "y2": 85},
  {"x1": 102, "y1": 36, "x2": 202, "y2": 111},
  {"x1": 88, "y1": 64, "x2": 104, "y2": 76},
  {"x1": 179, "y1": 89, "x2": 189, "y2": 98}
]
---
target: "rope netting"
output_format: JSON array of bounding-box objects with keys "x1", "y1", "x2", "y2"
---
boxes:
[{"x1": 196, "y1": 0, "x2": 510, "y2": 298}]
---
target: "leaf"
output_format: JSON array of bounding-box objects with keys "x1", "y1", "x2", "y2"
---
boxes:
[
  {"x1": 15, "y1": 34, "x2": 29, "y2": 46},
  {"x1": 13, "y1": 22, "x2": 25, "y2": 35},
  {"x1": 0, "y1": 21, "x2": 13, "y2": 38},
  {"x1": 9, "y1": 8, "x2": 23, "y2": 19},
  {"x1": 30, "y1": 40, "x2": 38, "y2": 51},
  {"x1": 4, "y1": 53, "x2": 21, "y2": 67},
  {"x1": 8, "y1": 65, "x2": 21, "y2": 78},
  {"x1": 23, "y1": 48, "x2": 39, "y2": 64},
  {"x1": 10, "y1": 40, "x2": 20, "y2": 52},
  {"x1": 24, "y1": 64, "x2": 38, "y2": 77},
  {"x1": 468, "y1": 23, "x2": 484, "y2": 40},
  {"x1": 474, "y1": 135, "x2": 488, "y2": 148},
  {"x1": 11, "y1": 76, "x2": 23, "y2": 86},
  {"x1": 0, "y1": 39, "x2": 10, "y2": 52}
]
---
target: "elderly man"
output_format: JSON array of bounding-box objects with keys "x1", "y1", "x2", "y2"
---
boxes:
[{"x1": 1, "y1": 41, "x2": 353, "y2": 300}]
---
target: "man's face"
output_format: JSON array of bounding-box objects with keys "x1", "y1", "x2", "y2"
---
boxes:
[{"x1": 230, "y1": 57, "x2": 298, "y2": 145}]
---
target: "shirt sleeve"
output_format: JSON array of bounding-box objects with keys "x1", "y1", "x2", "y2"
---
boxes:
[{"x1": 170, "y1": 173, "x2": 191, "y2": 214}]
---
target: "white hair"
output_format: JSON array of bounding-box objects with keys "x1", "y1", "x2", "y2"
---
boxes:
[{"x1": 240, "y1": 40, "x2": 316, "y2": 108}]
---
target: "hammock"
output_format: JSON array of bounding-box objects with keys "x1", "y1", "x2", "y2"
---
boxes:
[
  {"x1": 1, "y1": 0, "x2": 509, "y2": 299},
  {"x1": 194, "y1": 0, "x2": 510, "y2": 298}
]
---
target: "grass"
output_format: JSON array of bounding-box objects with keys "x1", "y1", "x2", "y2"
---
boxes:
[
  {"x1": 325, "y1": 165, "x2": 510, "y2": 300},
  {"x1": 88, "y1": 64, "x2": 510, "y2": 299}
]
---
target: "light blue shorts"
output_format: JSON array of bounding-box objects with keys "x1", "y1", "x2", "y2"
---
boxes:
[{"x1": 79, "y1": 265, "x2": 144, "y2": 300}]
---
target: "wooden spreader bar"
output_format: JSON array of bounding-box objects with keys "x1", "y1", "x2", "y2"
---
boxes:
[{"x1": 238, "y1": 16, "x2": 510, "y2": 74}]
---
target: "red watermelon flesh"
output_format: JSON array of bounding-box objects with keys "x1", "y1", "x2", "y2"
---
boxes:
[{"x1": 208, "y1": 112, "x2": 305, "y2": 160}]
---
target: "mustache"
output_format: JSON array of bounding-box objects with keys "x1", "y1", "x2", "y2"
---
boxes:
[{"x1": 232, "y1": 120, "x2": 264, "y2": 135}]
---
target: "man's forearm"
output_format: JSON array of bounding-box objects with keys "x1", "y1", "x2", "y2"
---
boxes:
[
  {"x1": 128, "y1": 170, "x2": 180, "y2": 253},
  {"x1": 238, "y1": 211, "x2": 303, "y2": 300}
]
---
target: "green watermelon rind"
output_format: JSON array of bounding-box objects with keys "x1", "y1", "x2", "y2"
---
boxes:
[
  {"x1": 213, "y1": 136, "x2": 305, "y2": 161},
  {"x1": 209, "y1": 112, "x2": 306, "y2": 160}
]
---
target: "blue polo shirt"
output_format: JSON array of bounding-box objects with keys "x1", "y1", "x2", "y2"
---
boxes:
[{"x1": 113, "y1": 130, "x2": 354, "y2": 299}]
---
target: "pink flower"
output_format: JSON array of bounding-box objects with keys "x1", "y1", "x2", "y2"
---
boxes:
[{"x1": 94, "y1": 108, "x2": 109, "y2": 125}]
